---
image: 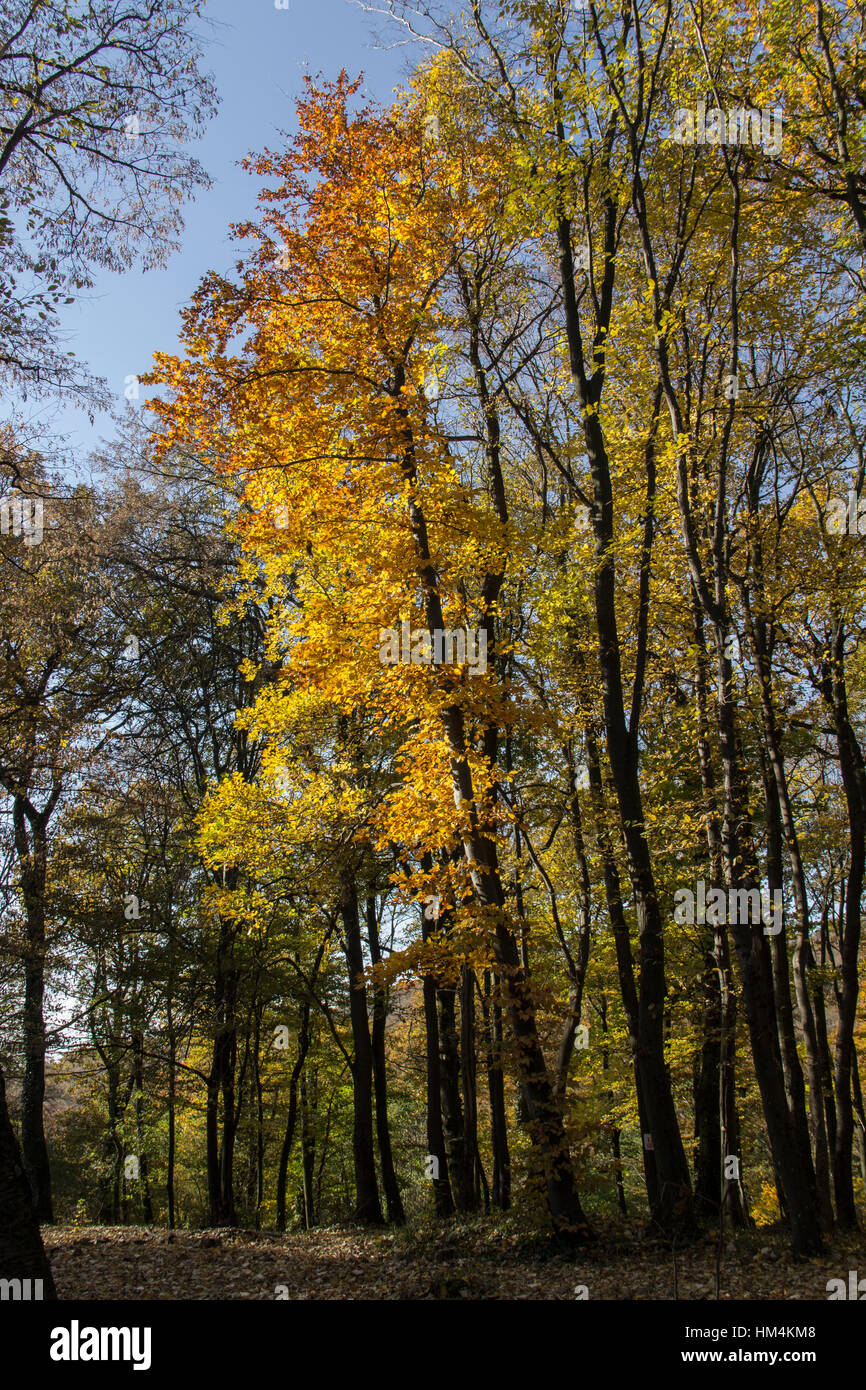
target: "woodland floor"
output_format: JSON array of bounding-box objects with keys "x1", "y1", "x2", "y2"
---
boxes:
[{"x1": 41, "y1": 1221, "x2": 866, "y2": 1300}]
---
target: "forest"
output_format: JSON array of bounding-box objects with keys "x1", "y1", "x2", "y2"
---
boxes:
[{"x1": 2, "y1": 0, "x2": 866, "y2": 1309}]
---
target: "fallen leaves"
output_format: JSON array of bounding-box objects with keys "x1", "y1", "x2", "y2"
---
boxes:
[{"x1": 40, "y1": 1221, "x2": 865, "y2": 1301}]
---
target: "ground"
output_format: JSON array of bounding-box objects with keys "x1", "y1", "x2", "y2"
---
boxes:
[{"x1": 41, "y1": 1222, "x2": 866, "y2": 1300}]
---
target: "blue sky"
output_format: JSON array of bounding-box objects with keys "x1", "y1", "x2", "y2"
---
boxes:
[{"x1": 35, "y1": 0, "x2": 418, "y2": 465}]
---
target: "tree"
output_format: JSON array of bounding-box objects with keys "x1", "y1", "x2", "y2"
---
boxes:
[
  {"x1": 148, "y1": 75, "x2": 593, "y2": 1238},
  {"x1": 0, "y1": 0, "x2": 215, "y2": 398}
]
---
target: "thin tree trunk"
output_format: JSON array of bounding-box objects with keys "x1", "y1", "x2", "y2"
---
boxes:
[
  {"x1": 552, "y1": 759, "x2": 591, "y2": 1101},
  {"x1": 300, "y1": 1071, "x2": 315, "y2": 1229},
  {"x1": 366, "y1": 895, "x2": 405, "y2": 1224},
  {"x1": 460, "y1": 965, "x2": 482, "y2": 1209},
  {"x1": 691, "y1": 594, "x2": 746, "y2": 1227},
  {"x1": 131, "y1": 1027, "x2": 153, "y2": 1224},
  {"x1": 167, "y1": 1018, "x2": 176, "y2": 1231},
  {"x1": 694, "y1": 938, "x2": 723, "y2": 1217},
  {"x1": 423, "y1": 971, "x2": 455, "y2": 1215},
  {"x1": 584, "y1": 722, "x2": 659, "y2": 1214},
  {"x1": 436, "y1": 981, "x2": 471, "y2": 1212},
  {"x1": 276, "y1": 1002, "x2": 311, "y2": 1232},
  {"x1": 850, "y1": 1053, "x2": 866, "y2": 1193},
  {"x1": 13, "y1": 798, "x2": 54, "y2": 1223},
  {"x1": 340, "y1": 875, "x2": 384, "y2": 1225},
  {"x1": 207, "y1": 913, "x2": 239, "y2": 1227},
  {"x1": 421, "y1": 883, "x2": 455, "y2": 1217},
  {"x1": 598, "y1": 994, "x2": 627, "y2": 1215},
  {"x1": 480, "y1": 969, "x2": 510, "y2": 1210}
]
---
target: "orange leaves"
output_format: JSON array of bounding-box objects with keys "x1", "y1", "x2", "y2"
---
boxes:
[{"x1": 147, "y1": 70, "x2": 525, "y2": 975}]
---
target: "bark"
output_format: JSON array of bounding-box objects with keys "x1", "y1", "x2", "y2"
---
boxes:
[
  {"x1": 436, "y1": 981, "x2": 472, "y2": 1211},
  {"x1": 166, "y1": 1020, "x2": 176, "y2": 1231},
  {"x1": 691, "y1": 595, "x2": 746, "y2": 1226},
  {"x1": 812, "y1": 913, "x2": 838, "y2": 1166},
  {"x1": 366, "y1": 895, "x2": 405, "y2": 1224},
  {"x1": 423, "y1": 970, "x2": 454, "y2": 1217},
  {"x1": 460, "y1": 965, "x2": 483, "y2": 1209},
  {"x1": 299, "y1": 1070, "x2": 316, "y2": 1228},
  {"x1": 552, "y1": 761, "x2": 592, "y2": 1101},
  {"x1": 339, "y1": 876, "x2": 384, "y2": 1225},
  {"x1": 247, "y1": 1003, "x2": 264, "y2": 1228},
  {"x1": 598, "y1": 994, "x2": 628, "y2": 1215},
  {"x1": 206, "y1": 913, "x2": 239, "y2": 1226},
  {"x1": 417, "y1": 855, "x2": 454, "y2": 1217},
  {"x1": 693, "y1": 940, "x2": 723, "y2": 1216},
  {"x1": 716, "y1": 923, "x2": 747, "y2": 1227},
  {"x1": 851, "y1": 1053, "x2": 866, "y2": 1193},
  {"x1": 131, "y1": 1027, "x2": 153, "y2": 1225},
  {"x1": 585, "y1": 723, "x2": 659, "y2": 1213},
  {"x1": 0, "y1": 1063, "x2": 55, "y2": 1297},
  {"x1": 275, "y1": 1000, "x2": 311, "y2": 1232},
  {"x1": 480, "y1": 969, "x2": 510, "y2": 1210},
  {"x1": 820, "y1": 625, "x2": 865, "y2": 1229},
  {"x1": 13, "y1": 794, "x2": 55, "y2": 1223},
  {"x1": 276, "y1": 931, "x2": 331, "y2": 1229}
]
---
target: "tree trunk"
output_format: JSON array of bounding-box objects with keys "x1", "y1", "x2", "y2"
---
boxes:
[
  {"x1": 460, "y1": 965, "x2": 483, "y2": 1209},
  {"x1": 207, "y1": 914, "x2": 239, "y2": 1227},
  {"x1": 130, "y1": 1028, "x2": 153, "y2": 1224},
  {"x1": 437, "y1": 982, "x2": 472, "y2": 1212},
  {"x1": 423, "y1": 970, "x2": 455, "y2": 1216},
  {"x1": 276, "y1": 1002, "x2": 311, "y2": 1232},
  {"x1": 299, "y1": 1070, "x2": 316, "y2": 1229},
  {"x1": 693, "y1": 938, "x2": 723, "y2": 1216},
  {"x1": 598, "y1": 994, "x2": 628, "y2": 1215},
  {"x1": 366, "y1": 895, "x2": 405, "y2": 1224},
  {"x1": 691, "y1": 596, "x2": 745, "y2": 1227},
  {"x1": 717, "y1": 924, "x2": 747, "y2": 1227},
  {"x1": 585, "y1": 723, "x2": 659, "y2": 1213},
  {"x1": 0, "y1": 1062, "x2": 55, "y2": 1297},
  {"x1": 340, "y1": 875, "x2": 384, "y2": 1225},
  {"x1": 851, "y1": 1053, "x2": 866, "y2": 1193},
  {"x1": 553, "y1": 761, "x2": 591, "y2": 1101},
  {"x1": 13, "y1": 798, "x2": 53, "y2": 1223},
  {"x1": 167, "y1": 1023, "x2": 176, "y2": 1231},
  {"x1": 821, "y1": 626, "x2": 865, "y2": 1229},
  {"x1": 480, "y1": 969, "x2": 510, "y2": 1210}
]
